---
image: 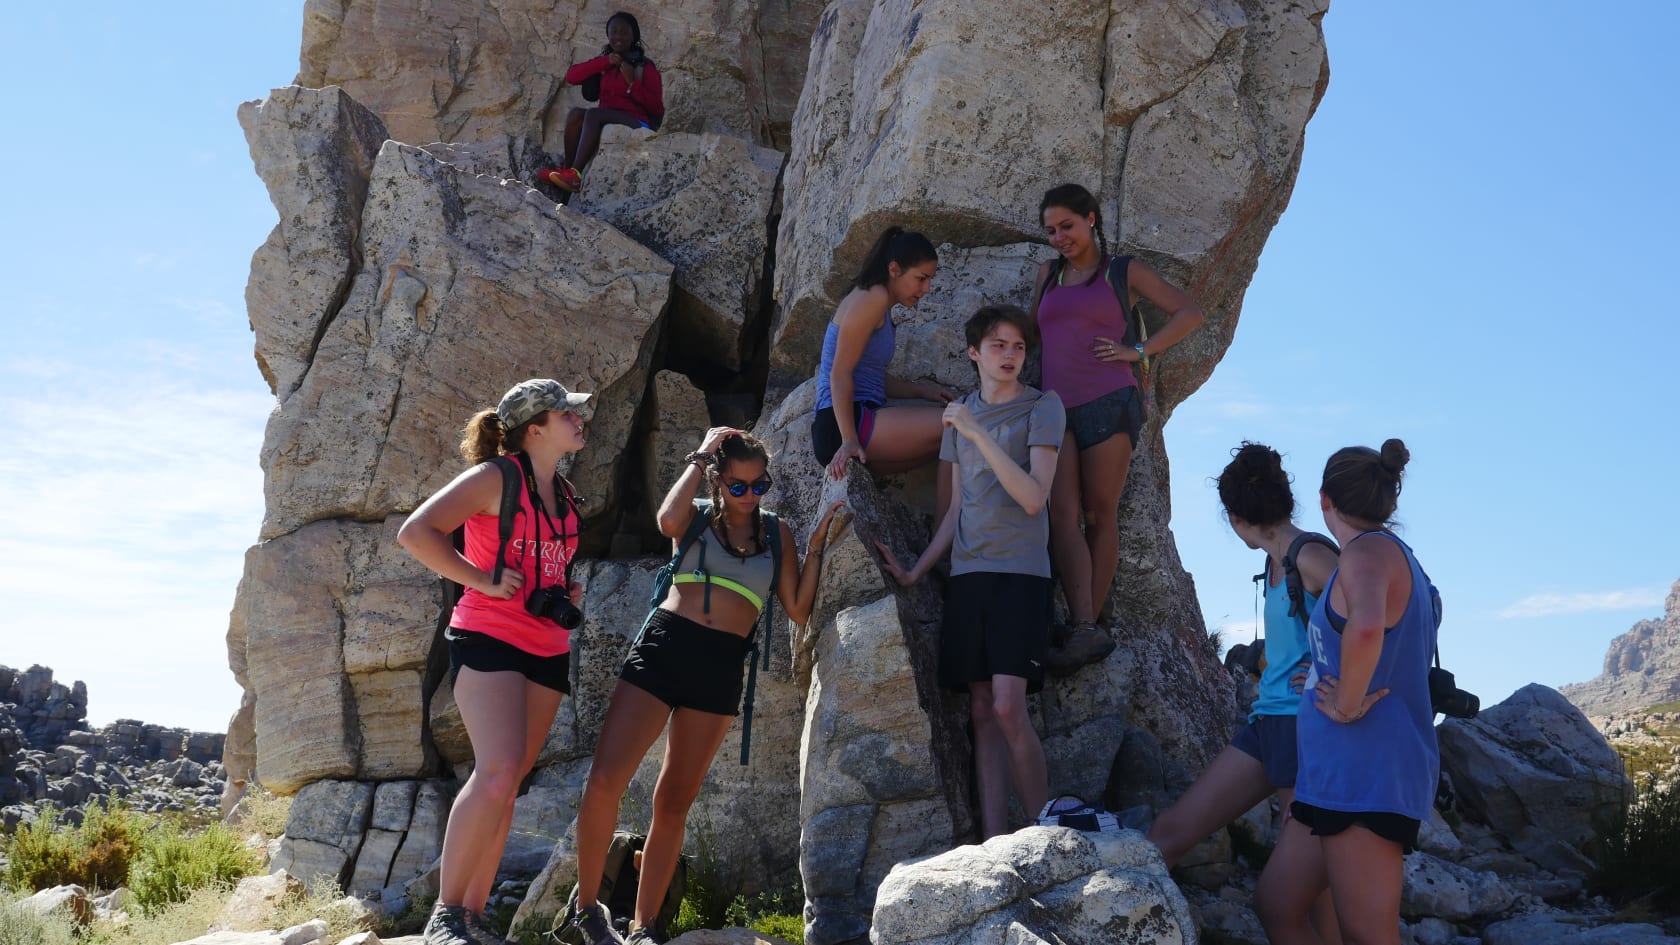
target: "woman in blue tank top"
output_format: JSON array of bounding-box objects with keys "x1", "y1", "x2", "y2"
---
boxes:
[
  {"x1": 1148, "y1": 443, "x2": 1341, "y2": 944},
  {"x1": 810, "y1": 227, "x2": 956, "y2": 483},
  {"x1": 1257, "y1": 439, "x2": 1437, "y2": 945}
]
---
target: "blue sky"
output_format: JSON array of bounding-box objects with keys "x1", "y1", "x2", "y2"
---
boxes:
[{"x1": 1, "y1": 3, "x2": 1675, "y2": 731}]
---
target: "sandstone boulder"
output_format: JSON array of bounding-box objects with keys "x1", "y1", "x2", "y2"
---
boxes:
[
  {"x1": 1437, "y1": 684, "x2": 1631, "y2": 854},
  {"x1": 575, "y1": 128, "x2": 785, "y2": 373},
  {"x1": 214, "y1": 871, "x2": 306, "y2": 932},
  {"x1": 257, "y1": 139, "x2": 673, "y2": 540},
  {"x1": 297, "y1": 0, "x2": 824, "y2": 151},
  {"x1": 870, "y1": 826, "x2": 1194, "y2": 945},
  {"x1": 239, "y1": 87, "x2": 389, "y2": 399},
  {"x1": 641, "y1": 371, "x2": 713, "y2": 520}
]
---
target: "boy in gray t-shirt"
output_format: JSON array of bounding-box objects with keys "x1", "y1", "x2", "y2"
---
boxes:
[{"x1": 878, "y1": 305, "x2": 1065, "y2": 839}]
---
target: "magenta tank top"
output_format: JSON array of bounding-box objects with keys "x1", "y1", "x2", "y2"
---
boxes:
[{"x1": 1037, "y1": 268, "x2": 1137, "y2": 409}]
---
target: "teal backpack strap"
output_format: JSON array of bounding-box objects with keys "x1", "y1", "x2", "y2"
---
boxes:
[
  {"x1": 739, "y1": 511, "x2": 782, "y2": 766},
  {"x1": 634, "y1": 500, "x2": 713, "y2": 646}
]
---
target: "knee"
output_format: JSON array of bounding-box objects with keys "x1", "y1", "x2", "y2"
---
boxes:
[
  {"x1": 651, "y1": 776, "x2": 705, "y2": 823},
  {"x1": 581, "y1": 108, "x2": 606, "y2": 130},
  {"x1": 583, "y1": 759, "x2": 636, "y2": 806},
  {"x1": 467, "y1": 759, "x2": 525, "y2": 803},
  {"x1": 969, "y1": 696, "x2": 999, "y2": 733},
  {"x1": 1081, "y1": 497, "x2": 1117, "y2": 529},
  {"x1": 991, "y1": 694, "x2": 1032, "y2": 741},
  {"x1": 567, "y1": 107, "x2": 585, "y2": 125}
]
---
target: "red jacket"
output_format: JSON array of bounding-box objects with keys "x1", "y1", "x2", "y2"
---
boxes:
[{"x1": 565, "y1": 55, "x2": 664, "y2": 124}]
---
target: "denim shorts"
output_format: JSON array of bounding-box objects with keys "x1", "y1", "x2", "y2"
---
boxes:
[{"x1": 1064, "y1": 386, "x2": 1142, "y2": 451}]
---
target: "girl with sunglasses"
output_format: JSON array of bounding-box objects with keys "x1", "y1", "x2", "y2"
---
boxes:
[{"x1": 568, "y1": 428, "x2": 842, "y2": 945}]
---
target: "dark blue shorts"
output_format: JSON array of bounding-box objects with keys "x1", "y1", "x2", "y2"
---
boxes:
[
  {"x1": 1064, "y1": 386, "x2": 1142, "y2": 451},
  {"x1": 1231, "y1": 714, "x2": 1299, "y2": 788},
  {"x1": 811, "y1": 401, "x2": 880, "y2": 466}
]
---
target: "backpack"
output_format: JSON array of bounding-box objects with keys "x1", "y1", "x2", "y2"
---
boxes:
[
  {"x1": 445, "y1": 453, "x2": 580, "y2": 606},
  {"x1": 1038, "y1": 253, "x2": 1150, "y2": 417},
  {"x1": 636, "y1": 499, "x2": 782, "y2": 765},
  {"x1": 553, "y1": 832, "x2": 686, "y2": 944},
  {"x1": 1278, "y1": 532, "x2": 1339, "y2": 624},
  {"x1": 1034, "y1": 795, "x2": 1122, "y2": 833}
]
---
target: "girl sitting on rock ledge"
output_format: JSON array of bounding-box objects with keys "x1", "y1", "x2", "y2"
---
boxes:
[
  {"x1": 537, "y1": 11, "x2": 665, "y2": 196},
  {"x1": 397, "y1": 378, "x2": 592, "y2": 945}
]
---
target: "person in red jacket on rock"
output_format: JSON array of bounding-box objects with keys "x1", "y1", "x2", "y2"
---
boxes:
[{"x1": 538, "y1": 12, "x2": 665, "y2": 194}]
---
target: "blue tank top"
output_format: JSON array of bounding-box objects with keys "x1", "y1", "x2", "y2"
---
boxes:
[
  {"x1": 814, "y1": 310, "x2": 895, "y2": 411},
  {"x1": 1295, "y1": 531, "x2": 1440, "y2": 821},
  {"x1": 1249, "y1": 572, "x2": 1317, "y2": 722}
]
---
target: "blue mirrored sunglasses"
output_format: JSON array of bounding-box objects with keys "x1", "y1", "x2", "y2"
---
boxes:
[{"x1": 725, "y1": 477, "x2": 774, "y2": 497}]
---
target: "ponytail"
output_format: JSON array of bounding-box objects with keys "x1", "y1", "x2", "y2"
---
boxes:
[
  {"x1": 459, "y1": 407, "x2": 546, "y2": 467},
  {"x1": 853, "y1": 226, "x2": 938, "y2": 290}
]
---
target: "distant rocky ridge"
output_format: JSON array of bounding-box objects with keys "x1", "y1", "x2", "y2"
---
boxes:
[
  {"x1": 0, "y1": 664, "x2": 226, "y2": 829},
  {"x1": 1562, "y1": 579, "x2": 1680, "y2": 716}
]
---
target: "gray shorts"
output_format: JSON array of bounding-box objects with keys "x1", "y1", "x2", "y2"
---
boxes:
[
  {"x1": 1231, "y1": 714, "x2": 1300, "y2": 789},
  {"x1": 1064, "y1": 386, "x2": 1141, "y2": 451}
]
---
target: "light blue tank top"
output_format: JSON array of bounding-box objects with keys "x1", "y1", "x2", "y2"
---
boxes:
[
  {"x1": 814, "y1": 311, "x2": 895, "y2": 411},
  {"x1": 1295, "y1": 531, "x2": 1440, "y2": 820},
  {"x1": 1250, "y1": 572, "x2": 1317, "y2": 722}
]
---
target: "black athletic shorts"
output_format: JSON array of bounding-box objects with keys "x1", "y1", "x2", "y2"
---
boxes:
[
  {"x1": 940, "y1": 571, "x2": 1053, "y2": 694},
  {"x1": 620, "y1": 608, "x2": 751, "y2": 716},
  {"x1": 1291, "y1": 801, "x2": 1420, "y2": 855},
  {"x1": 1064, "y1": 386, "x2": 1142, "y2": 451},
  {"x1": 1231, "y1": 715, "x2": 1300, "y2": 789},
  {"x1": 811, "y1": 401, "x2": 880, "y2": 466},
  {"x1": 447, "y1": 628, "x2": 572, "y2": 694}
]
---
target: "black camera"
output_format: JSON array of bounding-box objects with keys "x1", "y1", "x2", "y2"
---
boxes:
[
  {"x1": 1428, "y1": 666, "x2": 1479, "y2": 719},
  {"x1": 525, "y1": 585, "x2": 583, "y2": 630},
  {"x1": 621, "y1": 48, "x2": 646, "y2": 66},
  {"x1": 1224, "y1": 640, "x2": 1265, "y2": 679}
]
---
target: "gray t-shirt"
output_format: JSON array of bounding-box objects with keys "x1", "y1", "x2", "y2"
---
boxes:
[{"x1": 939, "y1": 386, "x2": 1066, "y2": 577}]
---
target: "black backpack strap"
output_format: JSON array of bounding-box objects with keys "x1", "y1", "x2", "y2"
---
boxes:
[
  {"x1": 1282, "y1": 532, "x2": 1339, "y2": 622},
  {"x1": 1103, "y1": 255, "x2": 1139, "y2": 348},
  {"x1": 1038, "y1": 256, "x2": 1065, "y2": 304},
  {"x1": 488, "y1": 455, "x2": 525, "y2": 585},
  {"x1": 739, "y1": 510, "x2": 782, "y2": 766}
]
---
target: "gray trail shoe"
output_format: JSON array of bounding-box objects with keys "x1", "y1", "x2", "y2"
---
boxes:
[
  {"x1": 424, "y1": 904, "x2": 477, "y2": 945},
  {"x1": 1045, "y1": 623, "x2": 1116, "y2": 676},
  {"x1": 623, "y1": 927, "x2": 659, "y2": 945},
  {"x1": 570, "y1": 900, "x2": 626, "y2": 945}
]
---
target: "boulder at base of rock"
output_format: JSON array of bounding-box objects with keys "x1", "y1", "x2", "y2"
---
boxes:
[
  {"x1": 17, "y1": 884, "x2": 92, "y2": 926},
  {"x1": 1437, "y1": 684, "x2": 1631, "y2": 853},
  {"x1": 870, "y1": 826, "x2": 1194, "y2": 945},
  {"x1": 1399, "y1": 852, "x2": 1517, "y2": 922},
  {"x1": 214, "y1": 870, "x2": 306, "y2": 932},
  {"x1": 1481, "y1": 912, "x2": 1679, "y2": 945}
]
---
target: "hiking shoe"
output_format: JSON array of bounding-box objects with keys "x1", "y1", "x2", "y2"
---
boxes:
[
  {"x1": 424, "y1": 904, "x2": 476, "y2": 945},
  {"x1": 1045, "y1": 623, "x2": 1115, "y2": 676},
  {"x1": 570, "y1": 900, "x2": 625, "y2": 945},
  {"x1": 624, "y1": 927, "x2": 660, "y2": 945}
]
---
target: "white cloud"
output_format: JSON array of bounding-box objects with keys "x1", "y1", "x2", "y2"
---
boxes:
[{"x1": 1497, "y1": 588, "x2": 1667, "y2": 620}]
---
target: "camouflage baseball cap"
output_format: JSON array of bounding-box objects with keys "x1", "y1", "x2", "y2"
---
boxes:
[{"x1": 496, "y1": 378, "x2": 591, "y2": 428}]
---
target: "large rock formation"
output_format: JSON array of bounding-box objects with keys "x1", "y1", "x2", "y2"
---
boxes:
[
  {"x1": 231, "y1": 1, "x2": 1332, "y2": 941},
  {"x1": 297, "y1": 0, "x2": 826, "y2": 151},
  {"x1": 1562, "y1": 578, "x2": 1680, "y2": 716}
]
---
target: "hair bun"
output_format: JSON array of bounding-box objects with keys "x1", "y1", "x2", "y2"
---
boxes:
[{"x1": 1378, "y1": 438, "x2": 1410, "y2": 477}]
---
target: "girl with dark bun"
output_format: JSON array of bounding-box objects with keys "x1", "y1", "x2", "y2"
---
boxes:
[
  {"x1": 568, "y1": 428, "x2": 842, "y2": 945},
  {"x1": 538, "y1": 12, "x2": 665, "y2": 194},
  {"x1": 1256, "y1": 439, "x2": 1436, "y2": 945},
  {"x1": 397, "y1": 379, "x2": 592, "y2": 945},
  {"x1": 1029, "y1": 184, "x2": 1204, "y2": 669},
  {"x1": 811, "y1": 226, "x2": 956, "y2": 481},
  {"x1": 1148, "y1": 443, "x2": 1341, "y2": 944}
]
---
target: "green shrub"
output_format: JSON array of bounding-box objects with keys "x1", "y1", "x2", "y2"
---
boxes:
[
  {"x1": 1590, "y1": 775, "x2": 1680, "y2": 912},
  {"x1": 95, "y1": 880, "x2": 235, "y2": 945},
  {"x1": 128, "y1": 820, "x2": 261, "y2": 913},
  {"x1": 233, "y1": 788, "x2": 293, "y2": 841},
  {"x1": 2, "y1": 800, "x2": 148, "y2": 892},
  {"x1": 748, "y1": 911, "x2": 805, "y2": 943}
]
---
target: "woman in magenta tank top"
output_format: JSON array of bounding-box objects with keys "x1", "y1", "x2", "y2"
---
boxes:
[
  {"x1": 1030, "y1": 184, "x2": 1205, "y2": 665},
  {"x1": 397, "y1": 378, "x2": 591, "y2": 945},
  {"x1": 810, "y1": 227, "x2": 957, "y2": 484}
]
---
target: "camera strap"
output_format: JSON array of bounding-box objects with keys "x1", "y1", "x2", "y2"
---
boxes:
[{"x1": 516, "y1": 452, "x2": 579, "y2": 594}]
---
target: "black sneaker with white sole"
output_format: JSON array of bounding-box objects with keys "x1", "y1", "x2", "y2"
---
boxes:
[{"x1": 569, "y1": 900, "x2": 625, "y2": 945}]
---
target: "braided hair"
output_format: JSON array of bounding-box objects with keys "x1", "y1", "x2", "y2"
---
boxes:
[{"x1": 705, "y1": 432, "x2": 774, "y2": 554}]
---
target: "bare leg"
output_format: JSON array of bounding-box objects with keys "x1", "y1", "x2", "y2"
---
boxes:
[
  {"x1": 461, "y1": 678, "x2": 563, "y2": 912},
  {"x1": 968, "y1": 681, "x2": 1011, "y2": 839},
  {"x1": 859, "y1": 404, "x2": 947, "y2": 476},
  {"x1": 563, "y1": 108, "x2": 586, "y2": 167},
  {"x1": 988, "y1": 674, "x2": 1048, "y2": 823},
  {"x1": 438, "y1": 669, "x2": 537, "y2": 907},
  {"x1": 1077, "y1": 432, "x2": 1133, "y2": 620},
  {"x1": 574, "y1": 107, "x2": 644, "y2": 175},
  {"x1": 1323, "y1": 827, "x2": 1403, "y2": 945},
  {"x1": 632, "y1": 707, "x2": 734, "y2": 930},
  {"x1": 574, "y1": 682, "x2": 674, "y2": 907},
  {"x1": 1146, "y1": 745, "x2": 1271, "y2": 868},
  {"x1": 1277, "y1": 786, "x2": 1344, "y2": 945},
  {"x1": 1049, "y1": 431, "x2": 1093, "y2": 624},
  {"x1": 1255, "y1": 816, "x2": 1330, "y2": 945}
]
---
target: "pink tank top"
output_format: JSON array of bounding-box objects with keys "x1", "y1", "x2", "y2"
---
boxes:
[
  {"x1": 1037, "y1": 268, "x2": 1137, "y2": 409},
  {"x1": 447, "y1": 474, "x2": 578, "y2": 657}
]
